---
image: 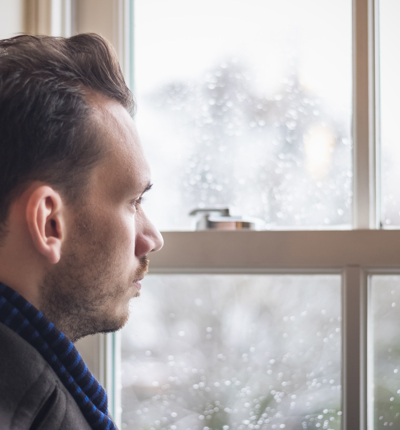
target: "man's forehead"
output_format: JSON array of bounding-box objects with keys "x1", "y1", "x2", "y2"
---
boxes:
[
  {"x1": 88, "y1": 92, "x2": 134, "y2": 137},
  {"x1": 89, "y1": 94, "x2": 142, "y2": 157},
  {"x1": 87, "y1": 93, "x2": 151, "y2": 196}
]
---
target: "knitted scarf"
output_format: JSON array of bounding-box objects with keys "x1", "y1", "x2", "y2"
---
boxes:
[{"x1": 0, "y1": 282, "x2": 117, "y2": 430}]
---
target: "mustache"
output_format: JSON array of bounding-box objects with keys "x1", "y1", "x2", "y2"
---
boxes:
[{"x1": 134, "y1": 257, "x2": 149, "y2": 280}]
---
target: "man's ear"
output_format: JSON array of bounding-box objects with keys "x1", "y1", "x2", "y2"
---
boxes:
[{"x1": 26, "y1": 186, "x2": 65, "y2": 264}]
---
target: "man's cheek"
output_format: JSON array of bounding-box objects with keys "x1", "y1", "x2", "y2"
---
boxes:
[{"x1": 119, "y1": 226, "x2": 136, "y2": 256}]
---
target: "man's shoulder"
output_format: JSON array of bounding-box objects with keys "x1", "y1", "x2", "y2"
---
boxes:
[{"x1": 0, "y1": 323, "x2": 91, "y2": 430}]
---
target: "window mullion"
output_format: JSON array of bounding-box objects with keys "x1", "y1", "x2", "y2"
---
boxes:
[
  {"x1": 353, "y1": 0, "x2": 378, "y2": 229},
  {"x1": 342, "y1": 266, "x2": 369, "y2": 430}
]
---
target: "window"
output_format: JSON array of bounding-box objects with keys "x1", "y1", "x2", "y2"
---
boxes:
[
  {"x1": 133, "y1": 0, "x2": 352, "y2": 231},
  {"x1": 35, "y1": 1, "x2": 400, "y2": 429},
  {"x1": 122, "y1": 274, "x2": 342, "y2": 429},
  {"x1": 371, "y1": 275, "x2": 400, "y2": 428},
  {"x1": 379, "y1": 0, "x2": 400, "y2": 228}
]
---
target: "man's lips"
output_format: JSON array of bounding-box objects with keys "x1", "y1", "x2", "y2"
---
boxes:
[
  {"x1": 133, "y1": 278, "x2": 144, "y2": 290},
  {"x1": 132, "y1": 257, "x2": 149, "y2": 292}
]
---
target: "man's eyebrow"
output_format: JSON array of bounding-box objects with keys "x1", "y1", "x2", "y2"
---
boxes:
[{"x1": 142, "y1": 183, "x2": 153, "y2": 194}]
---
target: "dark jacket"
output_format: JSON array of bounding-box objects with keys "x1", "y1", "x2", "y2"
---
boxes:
[{"x1": 0, "y1": 323, "x2": 92, "y2": 430}]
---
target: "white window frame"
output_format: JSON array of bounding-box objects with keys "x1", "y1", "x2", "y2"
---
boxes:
[{"x1": 33, "y1": 1, "x2": 398, "y2": 429}]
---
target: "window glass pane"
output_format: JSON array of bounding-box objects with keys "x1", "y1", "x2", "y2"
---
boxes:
[
  {"x1": 371, "y1": 275, "x2": 400, "y2": 429},
  {"x1": 379, "y1": 0, "x2": 400, "y2": 227},
  {"x1": 121, "y1": 274, "x2": 342, "y2": 429},
  {"x1": 133, "y1": 0, "x2": 352, "y2": 230}
]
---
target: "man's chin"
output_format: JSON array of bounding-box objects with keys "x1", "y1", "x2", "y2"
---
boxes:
[
  {"x1": 109, "y1": 308, "x2": 131, "y2": 332},
  {"x1": 74, "y1": 315, "x2": 129, "y2": 342}
]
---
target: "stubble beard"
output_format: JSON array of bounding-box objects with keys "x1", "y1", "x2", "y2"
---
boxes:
[{"x1": 38, "y1": 215, "x2": 149, "y2": 342}]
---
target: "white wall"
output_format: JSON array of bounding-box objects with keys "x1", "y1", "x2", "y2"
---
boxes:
[
  {"x1": 0, "y1": 0, "x2": 24, "y2": 39},
  {"x1": 76, "y1": 0, "x2": 117, "y2": 47}
]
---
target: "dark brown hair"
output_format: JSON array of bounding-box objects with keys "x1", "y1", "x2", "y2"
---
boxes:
[{"x1": 0, "y1": 33, "x2": 134, "y2": 241}]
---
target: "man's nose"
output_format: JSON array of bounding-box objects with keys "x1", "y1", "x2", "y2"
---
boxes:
[
  {"x1": 135, "y1": 213, "x2": 164, "y2": 258},
  {"x1": 150, "y1": 226, "x2": 164, "y2": 253}
]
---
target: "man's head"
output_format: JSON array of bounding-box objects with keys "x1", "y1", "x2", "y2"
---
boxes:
[{"x1": 0, "y1": 34, "x2": 163, "y2": 341}]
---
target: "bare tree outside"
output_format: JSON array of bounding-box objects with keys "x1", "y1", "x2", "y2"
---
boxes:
[
  {"x1": 144, "y1": 59, "x2": 351, "y2": 229},
  {"x1": 136, "y1": 0, "x2": 353, "y2": 231}
]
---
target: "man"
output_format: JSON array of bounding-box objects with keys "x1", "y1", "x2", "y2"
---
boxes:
[{"x1": 0, "y1": 33, "x2": 163, "y2": 429}]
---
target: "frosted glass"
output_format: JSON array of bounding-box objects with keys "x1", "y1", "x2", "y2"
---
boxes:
[
  {"x1": 379, "y1": 0, "x2": 400, "y2": 227},
  {"x1": 371, "y1": 276, "x2": 400, "y2": 429},
  {"x1": 121, "y1": 274, "x2": 342, "y2": 429},
  {"x1": 133, "y1": 0, "x2": 353, "y2": 230}
]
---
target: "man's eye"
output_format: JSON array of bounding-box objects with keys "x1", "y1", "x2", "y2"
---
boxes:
[{"x1": 132, "y1": 196, "x2": 144, "y2": 208}]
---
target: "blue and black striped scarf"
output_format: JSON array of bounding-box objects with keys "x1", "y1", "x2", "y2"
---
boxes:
[{"x1": 0, "y1": 282, "x2": 117, "y2": 430}]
